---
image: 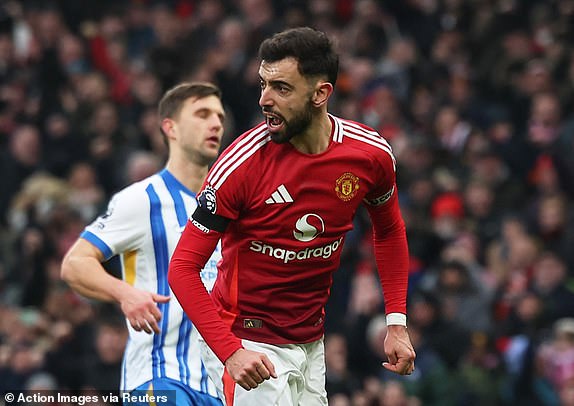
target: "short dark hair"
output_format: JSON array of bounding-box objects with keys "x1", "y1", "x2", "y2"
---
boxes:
[
  {"x1": 158, "y1": 82, "x2": 222, "y2": 122},
  {"x1": 258, "y1": 27, "x2": 339, "y2": 86}
]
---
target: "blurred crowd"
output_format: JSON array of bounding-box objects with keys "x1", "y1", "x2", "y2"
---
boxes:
[{"x1": 0, "y1": 0, "x2": 573, "y2": 405}]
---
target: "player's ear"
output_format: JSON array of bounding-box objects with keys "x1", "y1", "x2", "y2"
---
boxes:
[
  {"x1": 311, "y1": 81, "x2": 333, "y2": 108},
  {"x1": 160, "y1": 118, "x2": 176, "y2": 140}
]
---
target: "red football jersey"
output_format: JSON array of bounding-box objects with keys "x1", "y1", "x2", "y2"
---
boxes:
[{"x1": 190, "y1": 114, "x2": 406, "y2": 345}]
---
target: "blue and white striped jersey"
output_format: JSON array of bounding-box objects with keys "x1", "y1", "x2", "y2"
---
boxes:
[{"x1": 81, "y1": 169, "x2": 220, "y2": 396}]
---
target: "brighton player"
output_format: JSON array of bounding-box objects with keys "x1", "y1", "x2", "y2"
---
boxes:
[
  {"x1": 61, "y1": 82, "x2": 225, "y2": 405},
  {"x1": 169, "y1": 28, "x2": 415, "y2": 405}
]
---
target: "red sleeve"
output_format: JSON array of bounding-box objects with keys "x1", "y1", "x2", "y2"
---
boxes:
[
  {"x1": 168, "y1": 221, "x2": 243, "y2": 362},
  {"x1": 365, "y1": 190, "x2": 409, "y2": 315}
]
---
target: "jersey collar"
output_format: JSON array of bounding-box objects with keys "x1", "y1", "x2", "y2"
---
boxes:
[{"x1": 159, "y1": 168, "x2": 196, "y2": 197}]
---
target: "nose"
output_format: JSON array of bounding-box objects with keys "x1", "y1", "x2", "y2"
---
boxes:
[
  {"x1": 208, "y1": 115, "x2": 223, "y2": 133},
  {"x1": 259, "y1": 87, "x2": 273, "y2": 108}
]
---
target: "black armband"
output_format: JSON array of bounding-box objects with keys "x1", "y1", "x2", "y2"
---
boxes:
[{"x1": 192, "y1": 206, "x2": 230, "y2": 233}]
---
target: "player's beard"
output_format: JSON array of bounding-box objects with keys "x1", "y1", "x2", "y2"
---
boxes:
[{"x1": 269, "y1": 98, "x2": 314, "y2": 144}]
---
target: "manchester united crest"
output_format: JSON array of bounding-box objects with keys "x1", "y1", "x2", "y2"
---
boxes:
[{"x1": 335, "y1": 172, "x2": 360, "y2": 201}]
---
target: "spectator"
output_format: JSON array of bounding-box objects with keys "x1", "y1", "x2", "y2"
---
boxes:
[
  {"x1": 325, "y1": 333, "x2": 361, "y2": 401},
  {"x1": 0, "y1": 124, "x2": 42, "y2": 225},
  {"x1": 83, "y1": 316, "x2": 127, "y2": 393},
  {"x1": 530, "y1": 252, "x2": 574, "y2": 324},
  {"x1": 536, "y1": 318, "x2": 574, "y2": 401},
  {"x1": 66, "y1": 162, "x2": 105, "y2": 222}
]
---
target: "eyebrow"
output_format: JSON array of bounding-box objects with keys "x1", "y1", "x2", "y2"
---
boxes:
[
  {"x1": 259, "y1": 76, "x2": 294, "y2": 89},
  {"x1": 195, "y1": 107, "x2": 226, "y2": 121}
]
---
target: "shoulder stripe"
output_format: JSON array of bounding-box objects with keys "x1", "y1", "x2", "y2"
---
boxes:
[
  {"x1": 342, "y1": 124, "x2": 393, "y2": 152},
  {"x1": 330, "y1": 114, "x2": 343, "y2": 143},
  {"x1": 345, "y1": 132, "x2": 396, "y2": 168},
  {"x1": 344, "y1": 130, "x2": 394, "y2": 156},
  {"x1": 207, "y1": 125, "x2": 267, "y2": 184},
  {"x1": 342, "y1": 124, "x2": 396, "y2": 168},
  {"x1": 343, "y1": 120, "x2": 393, "y2": 150},
  {"x1": 208, "y1": 124, "x2": 267, "y2": 183},
  {"x1": 342, "y1": 119, "x2": 379, "y2": 136},
  {"x1": 208, "y1": 127, "x2": 271, "y2": 190},
  {"x1": 343, "y1": 126, "x2": 393, "y2": 152},
  {"x1": 212, "y1": 135, "x2": 271, "y2": 189}
]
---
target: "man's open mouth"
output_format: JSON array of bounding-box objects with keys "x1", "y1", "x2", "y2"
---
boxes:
[{"x1": 265, "y1": 114, "x2": 284, "y2": 132}]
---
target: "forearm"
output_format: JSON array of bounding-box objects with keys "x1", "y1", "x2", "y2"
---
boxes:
[
  {"x1": 373, "y1": 232, "x2": 409, "y2": 314},
  {"x1": 368, "y1": 196, "x2": 409, "y2": 316},
  {"x1": 168, "y1": 222, "x2": 243, "y2": 363}
]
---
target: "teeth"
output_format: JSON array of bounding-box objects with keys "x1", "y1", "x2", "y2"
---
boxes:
[{"x1": 266, "y1": 114, "x2": 282, "y2": 128}]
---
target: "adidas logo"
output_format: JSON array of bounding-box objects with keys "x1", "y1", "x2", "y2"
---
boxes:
[{"x1": 265, "y1": 184, "x2": 293, "y2": 204}]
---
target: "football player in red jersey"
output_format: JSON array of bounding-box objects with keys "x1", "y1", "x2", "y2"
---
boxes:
[{"x1": 169, "y1": 27, "x2": 415, "y2": 405}]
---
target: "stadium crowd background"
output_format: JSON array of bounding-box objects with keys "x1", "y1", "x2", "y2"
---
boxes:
[{"x1": 0, "y1": 0, "x2": 573, "y2": 405}]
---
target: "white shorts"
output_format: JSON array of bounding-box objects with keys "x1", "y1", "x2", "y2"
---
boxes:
[{"x1": 200, "y1": 337, "x2": 328, "y2": 406}]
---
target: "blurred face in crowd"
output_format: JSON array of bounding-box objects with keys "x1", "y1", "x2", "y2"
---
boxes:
[
  {"x1": 259, "y1": 57, "x2": 316, "y2": 144},
  {"x1": 439, "y1": 265, "x2": 467, "y2": 293},
  {"x1": 532, "y1": 253, "x2": 566, "y2": 293},
  {"x1": 515, "y1": 292, "x2": 542, "y2": 322},
  {"x1": 0, "y1": 34, "x2": 14, "y2": 64},
  {"x1": 77, "y1": 72, "x2": 109, "y2": 104},
  {"x1": 538, "y1": 195, "x2": 566, "y2": 234},
  {"x1": 11, "y1": 125, "x2": 40, "y2": 166},
  {"x1": 464, "y1": 182, "x2": 494, "y2": 218},
  {"x1": 528, "y1": 92, "x2": 561, "y2": 146},
  {"x1": 91, "y1": 102, "x2": 118, "y2": 136},
  {"x1": 96, "y1": 325, "x2": 127, "y2": 364},
  {"x1": 325, "y1": 334, "x2": 348, "y2": 375}
]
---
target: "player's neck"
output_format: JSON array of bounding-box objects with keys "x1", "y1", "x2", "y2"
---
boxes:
[
  {"x1": 289, "y1": 113, "x2": 332, "y2": 154},
  {"x1": 165, "y1": 158, "x2": 208, "y2": 194}
]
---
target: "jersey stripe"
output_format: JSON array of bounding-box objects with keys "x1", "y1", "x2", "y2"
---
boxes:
[
  {"x1": 147, "y1": 184, "x2": 170, "y2": 379},
  {"x1": 183, "y1": 319, "x2": 193, "y2": 387},
  {"x1": 213, "y1": 136, "x2": 271, "y2": 190},
  {"x1": 343, "y1": 121, "x2": 393, "y2": 151},
  {"x1": 201, "y1": 363, "x2": 208, "y2": 392},
  {"x1": 176, "y1": 314, "x2": 187, "y2": 385},
  {"x1": 343, "y1": 119, "x2": 382, "y2": 137},
  {"x1": 342, "y1": 123, "x2": 393, "y2": 151},
  {"x1": 124, "y1": 250, "x2": 137, "y2": 285},
  {"x1": 160, "y1": 169, "x2": 193, "y2": 226},
  {"x1": 208, "y1": 123, "x2": 267, "y2": 184},
  {"x1": 330, "y1": 114, "x2": 343, "y2": 143},
  {"x1": 182, "y1": 316, "x2": 193, "y2": 385},
  {"x1": 161, "y1": 172, "x2": 196, "y2": 385},
  {"x1": 208, "y1": 125, "x2": 270, "y2": 189},
  {"x1": 342, "y1": 124, "x2": 396, "y2": 166},
  {"x1": 344, "y1": 129, "x2": 393, "y2": 155}
]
